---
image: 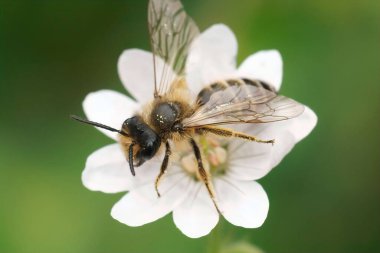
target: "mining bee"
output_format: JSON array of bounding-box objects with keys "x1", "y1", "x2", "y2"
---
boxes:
[{"x1": 72, "y1": 0, "x2": 304, "y2": 213}]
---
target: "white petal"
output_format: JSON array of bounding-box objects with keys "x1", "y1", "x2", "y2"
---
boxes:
[
  {"x1": 215, "y1": 178, "x2": 269, "y2": 228},
  {"x1": 111, "y1": 167, "x2": 191, "y2": 227},
  {"x1": 285, "y1": 106, "x2": 318, "y2": 142},
  {"x1": 186, "y1": 24, "x2": 238, "y2": 96},
  {"x1": 227, "y1": 133, "x2": 294, "y2": 181},
  {"x1": 226, "y1": 106, "x2": 317, "y2": 181},
  {"x1": 173, "y1": 182, "x2": 219, "y2": 238},
  {"x1": 118, "y1": 49, "x2": 176, "y2": 104},
  {"x1": 83, "y1": 90, "x2": 139, "y2": 140},
  {"x1": 238, "y1": 50, "x2": 283, "y2": 91},
  {"x1": 82, "y1": 144, "x2": 162, "y2": 194},
  {"x1": 82, "y1": 144, "x2": 132, "y2": 193}
]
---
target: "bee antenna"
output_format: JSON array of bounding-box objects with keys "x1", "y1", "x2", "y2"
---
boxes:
[
  {"x1": 70, "y1": 115, "x2": 129, "y2": 137},
  {"x1": 128, "y1": 143, "x2": 136, "y2": 176}
]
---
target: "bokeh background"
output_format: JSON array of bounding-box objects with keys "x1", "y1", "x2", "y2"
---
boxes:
[{"x1": 1, "y1": 0, "x2": 379, "y2": 252}]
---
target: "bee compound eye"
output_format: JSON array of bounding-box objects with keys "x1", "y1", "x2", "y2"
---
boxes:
[{"x1": 122, "y1": 118, "x2": 132, "y2": 128}]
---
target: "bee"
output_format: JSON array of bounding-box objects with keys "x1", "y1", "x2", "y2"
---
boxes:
[{"x1": 72, "y1": 0, "x2": 304, "y2": 213}]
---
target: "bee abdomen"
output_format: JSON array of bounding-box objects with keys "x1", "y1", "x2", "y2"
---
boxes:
[
  {"x1": 241, "y1": 78, "x2": 277, "y2": 93},
  {"x1": 196, "y1": 82, "x2": 227, "y2": 106},
  {"x1": 196, "y1": 78, "x2": 276, "y2": 106}
]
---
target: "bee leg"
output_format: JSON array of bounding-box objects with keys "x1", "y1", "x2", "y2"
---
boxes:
[
  {"x1": 155, "y1": 142, "x2": 171, "y2": 198},
  {"x1": 196, "y1": 126, "x2": 275, "y2": 145},
  {"x1": 190, "y1": 139, "x2": 222, "y2": 215}
]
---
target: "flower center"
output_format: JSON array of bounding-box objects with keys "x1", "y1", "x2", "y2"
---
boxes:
[{"x1": 178, "y1": 136, "x2": 228, "y2": 180}]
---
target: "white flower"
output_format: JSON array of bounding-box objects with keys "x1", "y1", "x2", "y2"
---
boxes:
[{"x1": 81, "y1": 24, "x2": 317, "y2": 238}]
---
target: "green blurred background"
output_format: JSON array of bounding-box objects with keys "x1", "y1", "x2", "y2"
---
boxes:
[{"x1": 1, "y1": 0, "x2": 379, "y2": 252}]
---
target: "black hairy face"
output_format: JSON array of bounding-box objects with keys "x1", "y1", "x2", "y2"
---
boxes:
[{"x1": 123, "y1": 116, "x2": 161, "y2": 166}]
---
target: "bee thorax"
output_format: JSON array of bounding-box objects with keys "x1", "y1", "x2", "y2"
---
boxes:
[{"x1": 151, "y1": 102, "x2": 181, "y2": 132}]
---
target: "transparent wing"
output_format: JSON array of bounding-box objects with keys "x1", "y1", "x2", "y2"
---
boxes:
[
  {"x1": 148, "y1": 0, "x2": 200, "y2": 97},
  {"x1": 182, "y1": 83, "x2": 305, "y2": 127}
]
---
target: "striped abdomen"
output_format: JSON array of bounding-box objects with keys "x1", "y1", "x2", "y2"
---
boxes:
[{"x1": 196, "y1": 78, "x2": 277, "y2": 106}]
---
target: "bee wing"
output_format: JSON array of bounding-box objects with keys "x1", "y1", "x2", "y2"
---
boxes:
[
  {"x1": 148, "y1": 0, "x2": 200, "y2": 97},
  {"x1": 182, "y1": 83, "x2": 305, "y2": 127}
]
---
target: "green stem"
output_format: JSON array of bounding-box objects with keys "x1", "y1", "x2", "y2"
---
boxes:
[{"x1": 207, "y1": 222, "x2": 223, "y2": 253}]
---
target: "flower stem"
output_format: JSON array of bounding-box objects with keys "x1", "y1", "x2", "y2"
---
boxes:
[{"x1": 207, "y1": 222, "x2": 223, "y2": 253}]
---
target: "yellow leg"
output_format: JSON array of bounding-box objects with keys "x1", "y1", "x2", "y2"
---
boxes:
[{"x1": 196, "y1": 126, "x2": 275, "y2": 145}]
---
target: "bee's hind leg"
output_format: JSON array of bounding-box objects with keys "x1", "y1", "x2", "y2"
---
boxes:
[
  {"x1": 155, "y1": 141, "x2": 171, "y2": 197},
  {"x1": 196, "y1": 126, "x2": 275, "y2": 145},
  {"x1": 190, "y1": 139, "x2": 222, "y2": 214}
]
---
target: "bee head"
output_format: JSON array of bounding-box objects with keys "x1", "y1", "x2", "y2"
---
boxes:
[
  {"x1": 122, "y1": 116, "x2": 162, "y2": 175},
  {"x1": 70, "y1": 115, "x2": 161, "y2": 177}
]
